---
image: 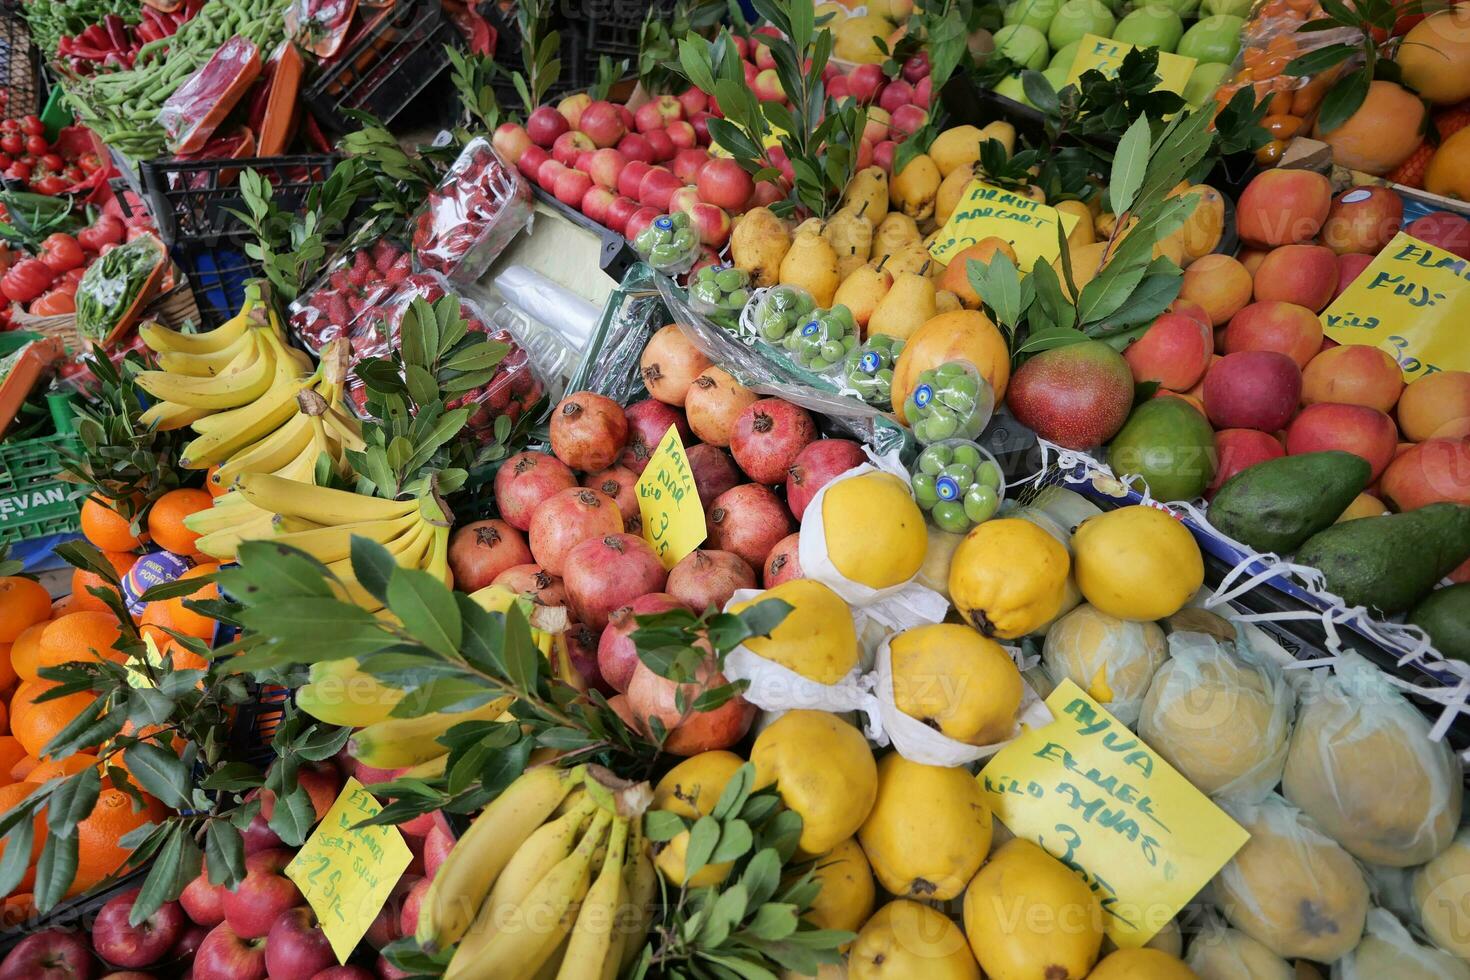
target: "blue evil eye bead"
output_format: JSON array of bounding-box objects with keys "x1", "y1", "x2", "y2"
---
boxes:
[
  {"x1": 655, "y1": 216, "x2": 673, "y2": 230},
  {"x1": 935, "y1": 474, "x2": 961, "y2": 501},
  {"x1": 801, "y1": 319, "x2": 820, "y2": 336},
  {"x1": 913, "y1": 383, "x2": 934, "y2": 409},
  {"x1": 859, "y1": 350, "x2": 881, "y2": 374}
]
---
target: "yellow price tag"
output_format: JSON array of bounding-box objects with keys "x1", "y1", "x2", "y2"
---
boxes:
[
  {"x1": 636, "y1": 424, "x2": 707, "y2": 569},
  {"x1": 710, "y1": 122, "x2": 789, "y2": 159},
  {"x1": 126, "y1": 633, "x2": 168, "y2": 690},
  {"x1": 977, "y1": 680, "x2": 1249, "y2": 948},
  {"x1": 1065, "y1": 34, "x2": 1197, "y2": 95},
  {"x1": 286, "y1": 778, "x2": 414, "y2": 965},
  {"x1": 928, "y1": 180, "x2": 1080, "y2": 271},
  {"x1": 1321, "y1": 229, "x2": 1470, "y2": 379}
]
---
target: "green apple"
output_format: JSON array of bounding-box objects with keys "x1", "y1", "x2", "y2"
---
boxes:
[
  {"x1": 993, "y1": 24, "x2": 1051, "y2": 70},
  {"x1": 1043, "y1": 61, "x2": 1073, "y2": 94},
  {"x1": 1048, "y1": 0, "x2": 1117, "y2": 51},
  {"x1": 1203, "y1": 0, "x2": 1252, "y2": 16},
  {"x1": 1112, "y1": 5, "x2": 1184, "y2": 52},
  {"x1": 1146, "y1": 0, "x2": 1200, "y2": 15},
  {"x1": 1049, "y1": 39, "x2": 1081, "y2": 71},
  {"x1": 1177, "y1": 14, "x2": 1245, "y2": 64},
  {"x1": 1182, "y1": 61, "x2": 1230, "y2": 105},
  {"x1": 993, "y1": 71, "x2": 1033, "y2": 107},
  {"x1": 1003, "y1": 0, "x2": 1063, "y2": 32}
]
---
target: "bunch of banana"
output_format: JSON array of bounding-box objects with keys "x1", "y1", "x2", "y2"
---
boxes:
[
  {"x1": 183, "y1": 472, "x2": 453, "y2": 610},
  {"x1": 348, "y1": 693, "x2": 515, "y2": 769},
  {"x1": 418, "y1": 766, "x2": 655, "y2": 980},
  {"x1": 469, "y1": 585, "x2": 584, "y2": 692}
]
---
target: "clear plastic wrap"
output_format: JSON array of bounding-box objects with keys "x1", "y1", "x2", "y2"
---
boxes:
[
  {"x1": 157, "y1": 35, "x2": 263, "y2": 155},
  {"x1": 289, "y1": 237, "x2": 413, "y2": 352},
  {"x1": 686, "y1": 263, "x2": 750, "y2": 328},
  {"x1": 909, "y1": 438, "x2": 1004, "y2": 534},
  {"x1": 411, "y1": 137, "x2": 533, "y2": 285},
  {"x1": 1137, "y1": 630, "x2": 1294, "y2": 803},
  {"x1": 1040, "y1": 603, "x2": 1167, "y2": 727},
  {"x1": 630, "y1": 212, "x2": 701, "y2": 275},
  {"x1": 1213, "y1": 794, "x2": 1370, "y2": 963},
  {"x1": 901, "y1": 360, "x2": 995, "y2": 444},
  {"x1": 1184, "y1": 917, "x2": 1293, "y2": 980},
  {"x1": 1413, "y1": 825, "x2": 1470, "y2": 961},
  {"x1": 1282, "y1": 653, "x2": 1463, "y2": 867},
  {"x1": 842, "y1": 333, "x2": 904, "y2": 407},
  {"x1": 1333, "y1": 908, "x2": 1470, "y2": 980},
  {"x1": 739, "y1": 284, "x2": 816, "y2": 346}
]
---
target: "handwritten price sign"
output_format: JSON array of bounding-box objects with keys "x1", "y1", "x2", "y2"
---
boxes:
[
  {"x1": 928, "y1": 180, "x2": 1080, "y2": 272},
  {"x1": 977, "y1": 681, "x2": 1248, "y2": 948},
  {"x1": 1065, "y1": 34, "x2": 1197, "y2": 95},
  {"x1": 1321, "y1": 229, "x2": 1470, "y2": 379},
  {"x1": 636, "y1": 424, "x2": 706, "y2": 569},
  {"x1": 286, "y1": 778, "x2": 413, "y2": 964}
]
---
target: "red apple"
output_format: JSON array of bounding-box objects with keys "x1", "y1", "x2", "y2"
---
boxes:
[
  {"x1": 537, "y1": 158, "x2": 568, "y2": 193},
  {"x1": 673, "y1": 148, "x2": 711, "y2": 183},
  {"x1": 557, "y1": 92, "x2": 591, "y2": 129},
  {"x1": 635, "y1": 95, "x2": 683, "y2": 133},
  {"x1": 732, "y1": 35, "x2": 750, "y2": 58},
  {"x1": 0, "y1": 930, "x2": 95, "y2": 980},
  {"x1": 516, "y1": 144, "x2": 550, "y2": 181},
  {"x1": 170, "y1": 923, "x2": 208, "y2": 962},
  {"x1": 239, "y1": 812, "x2": 282, "y2": 855},
  {"x1": 265, "y1": 907, "x2": 335, "y2": 980},
  {"x1": 574, "y1": 150, "x2": 595, "y2": 172},
  {"x1": 849, "y1": 63, "x2": 885, "y2": 103},
  {"x1": 582, "y1": 185, "x2": 617, "y2": 224},
  {"x1": 192, "y1": 924, "x2": 266, "y2": 980},
  {"x1": 688, "y1": 203, "x2": 732, "y2": 248},
  {"x1": 605, "y1": 195, "x2": 640, "y2": 235},
  {"x1": 638, "y1": 167, "x2": 683, "y2": 210},
  {"x1": 526, "y1": 105, "x2": 569, "y2": 147},
  {"x1": 742, "y1": 60, "x2": 759, "y2": 86},
  {"x1": 753, "y1": 69, "x2": 784, "y2": 102},
  {"x1": 873, "y1": 139, "x2": 897, "y2": 171},
  {"x1": 862, "y1": 107, "x2": 891, "y2": 144},
  {"x1": 552, "y1": 130, "x2": 594, "y2": 167},
  {"x1": 828, "y1": 74, "x2": 851, "y2": 102},
  {"x1": 625, "y1": 207, "x2": 660, "y2": 241},
  {"x1": 399, "y1": 878, "x2": 432, "y2": 937},
  {"x1": 180, "y1": 867, "x2": 228, "y2": 926},
  {"x1": 890, "y1": 105, "x2": 927, "y2": 141},
  {"x1": 856, "y1": 138, "x2": 874, "y2": 170},
  {"x1": 903, "y1": 51, "x2": 931, "y2": 82},
  {"x1": 914, "y1": 76, "x2": 933, "y2": 108},
  {"x1": 223, "y1": 849, "x2": 304, "y2": 940},
  {"x1": 617, "y1": 132, "x2": 655, "y2": 164},
  {"x1": 365, "y1": 874, "x2": 422, "y2": 950},
  {"x1": 644, "y1": 127, "x2": 676, "y2": 162},
  {"x1": 879, "y1": 79, "x2": 915, "y2": 113},
  {"x1": 666, "y1": 121, "x2": 698, "y2": 149},
  {"x1": 491, "y1": 123, "x2": 532, "y2": 166},
  {"x1": 554, "y1": 169, "x2": 594, "y2": 208},
  {"x1": 587, "y1": 147, "x2": 627, "y2": 189},
  {"x1": 617, "y1": 159, "x2": 652, "y2": 199},
  {"x1": 617, "y1": 104, "x2": 635, "y2": 131},
  {"x1": 93, "y1": 889, "x2": 184, "y2": 968},
  {"x1": 310, "y1": 969, "x2": 376, "y2": 980},
  {"x1": 669, "y1": 186, "x2": 701, "y2": 215},
  {"x1": 1405, "y1": 212, "x2": 1470, "y2": 260},
  {"x1": 748, "y1": 178, "x2": 788, "y2": 209},
  {"x1": 678, "y1": 88, "x2": 708, "y2": 118},
  {"x1": 689, "y1": 111, "x2": 713, "y2": 145},
  {"x1": 424, "y1": 823, "x2": 454, "y2": 880},
  {"x1": 579, "y1": 100, "x2": 627, "y2": 148},
  {"x1": 260, "y1": 762, "x2": 340, "y2": 826},
  {"x1": 697, "y1": 157, "x2": 755, "y2": 212}
]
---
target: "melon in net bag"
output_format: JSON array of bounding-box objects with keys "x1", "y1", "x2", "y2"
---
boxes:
[
  {"x1": 1332, "y1": 907, "x2": 1470, "y2": 980},
  {"x1": 1185, "y1": 917, "x2": 1293, "y2": 980},
  {"x1": 1041, "y1": 603, "x2": 1168, "y2": 726}
]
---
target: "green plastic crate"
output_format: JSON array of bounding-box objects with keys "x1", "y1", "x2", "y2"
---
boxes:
[{"x1": 0, "y1": 432, "x2": 82, "y2": 546}]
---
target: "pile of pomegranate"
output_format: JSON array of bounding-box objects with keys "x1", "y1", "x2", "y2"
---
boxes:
[{"x1": 445, "y1": 324, "x2": 866, "y2": 753}]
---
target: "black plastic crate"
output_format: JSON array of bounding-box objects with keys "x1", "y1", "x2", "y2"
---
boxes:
[
  {"x1": 0, "y1": 8, "x2": 41, "y2": 118},
  {"x1": 305, "y1": 0, "x2": 461, "y2": 135},
  {"x1": 573, "y1": 0, "x2": 672, "y2": 63},
  {"x1": 139, "y1": 153, "x2": 340, "y2": 247},
  {"x1": 172, "y1": 242, "x2": 255, "y2": 328}
]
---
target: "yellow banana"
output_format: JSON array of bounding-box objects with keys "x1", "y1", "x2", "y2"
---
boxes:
[
  {"x1": 418, "y1": 766, "x2": 586, "y2": 954},
  {"x1": 139, "y1": 289, "x2": 260, "y2": 355},
  {"x1": 181, "y1": 491, "x2": 264, "y2": 535},
  {"x1": 402, "y1": 754, "x2": 449, "y2": 780},
  {"x1": 557, "y1": 816, "x2": 630, "y2": 980},
  {"x1": 236, "y1": 472, "x2": 418, "y2": 525},
  {"x1": 140, "y1": 398, "x2": 210, "y2": 431},
  {"x1": 348, "y1": 695, "x2": 514, "y2": 769},
  {"x1": 154, "y1": 326, "x2": 258, "y2": 377},
  {"x1": 322, "y1": 403, "x2": 366, "y2": 452},
  {"x1": 210, "y1": 411, "x2": 315, "y2": 490},
  {"x1": 296, "y1": 660, "x2": 405, "y2": 727},
  {"x1": 445, "y1": 810, "x2": 611, "y2": 980},
  {"x1": 270, "y1": 416, "x2": 329, "y2": 484},
  {"x1": 320, "y1": 518, "x2": 433, "y2": 606},
  {"x1": 137, "y1": 332, "x2": 276, "y2": 409},
  {"x1": 181, "y1": 354, "x2": 316, "y2": 467},
  {"x1": 619, "y1": 826, "x2": 656, "y2": 974},
  {"x1": 269, "y1": 512, "x2": 421, "y2": 566},
  {"x1": 193, "y1": 507, "x2": 279, "y2": 560}
]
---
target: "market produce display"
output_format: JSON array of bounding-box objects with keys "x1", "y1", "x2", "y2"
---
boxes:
[{"x1": 2, "y1": 0, "x2": 1470, "y2": 978}]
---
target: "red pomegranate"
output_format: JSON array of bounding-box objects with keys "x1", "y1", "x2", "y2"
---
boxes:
[
  {"x1": 625, "y1": 654, "x2": 756, "y2": 755},
  {"x1": 708, "y1": 484, "x2": 794, "y2": 568},
  {"x1": 528, "y1": 487, "x2": 624, "y2": 576},
  {"x1": 640, "y1": 324, "x2": 712, "y2": 405},
  {"x1": 764, "y1": 532, "x2": 803, "y2": 587},
  {"x1": 685, "y1": 367, "x2": 758, "y2": 447},
  {"x1": 665, "y1": 549, "x2": 756, "y2": 613},
  {"x1": 562, "y1": 533, "x2": 670, "y2": 630},
  {"x1": 447, "y1": 520, "x2": 534, "y2": 592},
  {"x1": 687, "y1": 444, "x2": 742, "y2": 508},
  {"x1": 786, "y1": 439, "x2": 865, "y2": 520},
  {"x1": 621, "y1": 399, "x2": 693, "y2": 474},
  {"x1": 493, "y1": 451, "x2": 577, "y2": 530},
  {"x1": 730, "y1": 398, "x2": 817, "y2": 484},
  {"x1": 562, "y1": 622, "x2": 608, "y2": 693},
  {"x1": 550, "y1": 392, "x2": 628, "y2": 472},
  {"x1": 492, "y1": 563, "x2": 567, "y2": 606},
  {"x1": 597, "y1": 592, "x2": 688, "y2": 692},
  {"x1": 581, "y1": 464, "x2": 640, "y2": 522}
]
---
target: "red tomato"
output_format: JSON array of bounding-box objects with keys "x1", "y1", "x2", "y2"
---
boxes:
[
  {"x1": 4, "y1": 161, "x2": 31, "y2": 180},
  {"x1": 28, "y1": 289, "x2": 75, "y2": 316},
  {"x1": 39, "y1": 233, "x2": 84, "y2": 273},
  {"x1": 59, "y1": 267, "x2": 86, "y2": 289},
  {"x1": 0, "y1": 133, "x2": 21, "y2": 155},
  {"x1": 78, "y1": 214, "x2": 125, "y2": 251},
  {"x1": 20, "y1": 115, "x2": 43, "y2": 137},
  {"x1": 0, "y1": 119, "x2": 17, "y2": 133},
  {"x1": 31, "y1": 175, "x2": 66, "y2": 195},
  {"x1": 1, "y1": 258, "x2": 55, "y2": 303},
  {"x1": 77, "y1": 153, "x2": 102, "y2": 174},
  {"x1": 0, "y1": 153, "x2": 10, "y2": 170},
  {"x1": 24, "y1": 135, "x2": 47, "y2": 155},
  {"x1": 63, "y1": 166, "x2": 83, "y2": 184},
  {"x1": 39, "y1": 153, "x2": 62, "y2": 171}
]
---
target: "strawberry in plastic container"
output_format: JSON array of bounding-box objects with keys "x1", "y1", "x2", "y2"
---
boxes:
[
  {"x1": 411, "y1": 138, "x2": 533, "y2": 284},
  {"x1": 288, "y1": 239, "x2": 413, "y2": 350}
]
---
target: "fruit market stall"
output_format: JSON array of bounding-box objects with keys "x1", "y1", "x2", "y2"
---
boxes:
[{"x1": 0, "y1": 1, "x2": 1469, "y2": 978}]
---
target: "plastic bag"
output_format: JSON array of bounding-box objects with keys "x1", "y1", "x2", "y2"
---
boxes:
[
  {"x1": 289, "y1": 237, "x2": 413, "y2": 352},
  {"x1": 1040, "y1": 604, "x2": 1168, "y2": 727},
  {"x1": 778, "y1": 304, "x2": 859, "y2": 378},
  {"x1": 630, "y1": 212, "x2": 701, "y2": 275},
  {"x1": 157, "y1": 35, "x2": 263, "y2": 155},
  {"x1": 909, "y1": 438, "x2": 1004, "y2": 534},
  {"x1": 1184, "y1": 917, "x2": 1293, "y2": 980},
  {"x1": 900, "y1": 359, "x2": 995, "y2": 444},
  {"x1": 1413, "y1": 826, "x2": 1470, "y2": 961},
  {"x1": 841, "y1": 333, "x2": 904, "y2": 407},
  {"x1": 1334, "y1": 908, "x2": 1470, "y2": 980},
  {"x1": 566, "y1": 263, "x2": 667, "y2": 404},
  {"x1": 1281, "y1": 653, "x2": 1462, "y2": 866},
  {"x1": 686, "y1": 263, "x2": 750, "y2": 328},
  {"x1": 1213, "y1": 794, "x2": 1369, "y2": 962},
  {"x1": 738, "y1": 284, "x2": 816, "y2": 347},
  {"x1": 411, "y1": 137, "x2": 533, "y2": 285},
  {"x1": 1137, "y1": 630, "x2": 1293, "y2": 803}
]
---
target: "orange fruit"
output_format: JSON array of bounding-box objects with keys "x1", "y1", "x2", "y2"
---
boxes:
[
  {"x1": 72, "y1": 788, "x2": 166, "y2": 896},
  {"x1": 0, "y1": 894, "x2": 36, "y2": 927},
  {"x1": 0, "y1": 736, "x2": 26, "y2": 780},
  {"x1": 49, "y1": 596, "x2": 79, "y2": 619},
  {"x1": 80, "y1": 495, "x2": 147, "y2": 552},
  {"x1": 8, "y1": 757, "x2": 37, "y2": 782},
  {"x1": 146, "y1": 489, "x2": 213, "y2": 556},
  {"x1": 11, "y1": 680, "x2": 98, "y2": 759},
  {"x1": 0, "y1": 701, "x2": 8, "y2": 737},
  {"x1": 9, "y1": 623, "x2": 46, "y2": 684},
  {"x1": 69, "y1": 552, "x2": 137, "y2": 614},
  {"x1": 204, "y1": 465, "x2": 229, "y2": 497},
  {"x1": 0, "y1": 783, "x2": 44, "y2": 895},
  {"x1": 1313, "y1": 80, "x2": 1426, "y2": 177},
  {"x1": 0, "y1": 644, "x2": 15, "y2": 694},
  {"x1": 0, "y1": 578, "x2": 50, "y2": 643},
  {"x1": 140, "y1": 563, "x2": 220, "y2": 642},
  {"x1": 26, "y1": 753, "x2": 100, "y2": 783},
  {"x1": 139, "y1": 626, "x2": 210, "y2": 673},
  {"x1": 37, "y1": 612, "x2": 126, "y2": 675}
]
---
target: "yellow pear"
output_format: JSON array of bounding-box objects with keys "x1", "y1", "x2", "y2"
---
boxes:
[
  {"x1": 963, "y1": 839, "x2": 1104, "y2": 980},
  {"x1": 889, "y1": 622, "x2": 1022, "y2": 744},
  {"x1": 981, "y1": 119, "x2": 1016, "y2": 155},
  {"x1": 1055, "y1": 200, "x2": 1095, "y2": 249},
  {"x1": 880, "y1": 240, "x2": 933, "y2": 276},
  {"x1": 934, "y1": 289, "x2": 962, "y2": 313},
  {"x1": 890, "y1": 153, "x2": 941, "y2": 221},
  {"x1": 929, "y1": 125, "x2": 986, "y2": 177},
  {"x1": 778, "y1": 230, "x2": 840, "y2": 306},
  {"x1": 1051, "y1": 241, "x2": 1111, "y2": 301},
  {"x1": 731, "y1": 207, "x2": 791, "y2": 287},
  {"x1": 823, "y1": 207, "x2": 873, "y2": 281},
  {"x1": 832, "y1": 258, "x2": 893, "y2": 329},
  {"x1": 842, "y1": 167, "x2": 889, "y2": 222},
  {"x1": 935, "y1": 163, "x2": 977, "y2": 225},
  {"x1": 850, "y1": 900, "x2": 980, "y2": 980},
  {"x1": 874, "y1": 212, "x2": 920, "y2": 253},
  {"x1": 868, "y1": 268, "x2": 936, "y2": 340}
]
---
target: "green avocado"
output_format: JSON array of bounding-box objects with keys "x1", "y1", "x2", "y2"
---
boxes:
[
  {"x1": 1107, "y1": 397, "x2": 1217, "y2": 502},
  {"x1": 1208, "y1": 451, "x2": 1372, "y2": 555},
  {"x1": 1408, "y1": 583, "x2": 1470, "y2": 661},
  {"x1": 1295, "y1": 503, "x2": 1470, "y2": 614}
]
